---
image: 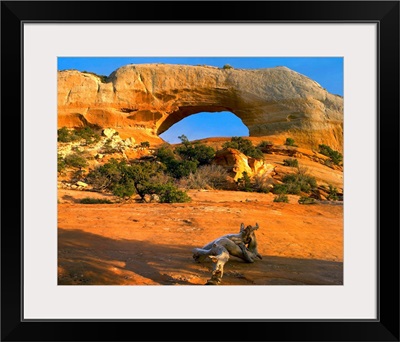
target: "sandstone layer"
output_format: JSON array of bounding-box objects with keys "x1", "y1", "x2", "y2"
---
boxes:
[{"x1": 58, "y1": 64, "x2": 343, "y2": 151}]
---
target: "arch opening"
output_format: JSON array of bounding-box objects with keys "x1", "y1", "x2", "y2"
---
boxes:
[{"x1": 159, "y1": 111, "x2": 249, "y2": 144}]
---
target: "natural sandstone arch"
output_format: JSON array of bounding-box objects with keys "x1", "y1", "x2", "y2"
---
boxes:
[
  {"x1": 159, "y1": 110, "x2": 249, "y2": 143},
  {"x1": 58, "y1": 64, "x2": 343, "y2": 150}
]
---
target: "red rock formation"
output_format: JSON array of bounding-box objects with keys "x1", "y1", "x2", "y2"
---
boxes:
[{"x1": 58, "y1": 64, "x2": 343, "y2": 151}]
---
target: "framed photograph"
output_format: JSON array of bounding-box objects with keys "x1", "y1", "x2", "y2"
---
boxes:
[{"x1": 2, "y1": 1, "x2": 399, "y2": 341}]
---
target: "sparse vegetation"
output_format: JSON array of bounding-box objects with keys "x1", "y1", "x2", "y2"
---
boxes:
[
  {"x1": 80, "y1": 197, "x2": 113, "y2": 204},
  {"x1": 140, "y1": 141, "x2": 150, "y2": 148},
  {"x1": 85, "y1": 158, "x2": 191, "y2": 203},
  {"x1": 236, "y1": 171, "x2": 271, "y2": 193},
  {"x1": 57, "y1": 126, "x2": 101, "y2": 145},
  {"x1": 283, "y1": 158, "x2": 299, "y2": 167},
  {"x1": 284, "y1": 137, "x2": 297, "y2": 147},
  {"x1": 222, "y1": 137, "x2": 264, "y2": 159},
  {"x1": 175, "y1": 135, "x2": 216, "y2": 165},
  {"x1": 180, "y1": 164, "x2": 228, "y2": 190},
  {"x1": 148, "y1": 183, "x2": 191, "y2": 203},
  {"x1": 273, "y1": 194, "x2": 289, "y2": 203},
  {"x1": 327, "y1": 184, "x2": 339, "y2": 201},
  {"x1": 251, "y1": 173, "x2": 272, "y2": 194},
  {"x1": 273, "y1": 168, "x2": 317, "y2": 195},
  {"x1": 298, "y1": 196, "x2": 317, "y2": 205},
  {"x1": 64, "y1": 152, "x2": 89, "y2": 169},
  {"x1": 58, "y1": 154, "x2": 66, "y2": 173},
  {"x1": 257, "y1": 140, "x2": 274, "y2": 153},
  {"x1": 318, "y1": 144, "x2": 343, "y2": 166},
  {"x1": 236, "y1": 172, "x2": 253, "y2": 192}
]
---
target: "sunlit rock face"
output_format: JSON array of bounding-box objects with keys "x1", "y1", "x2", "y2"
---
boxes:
[{"x1": 58, "y1": 64, "x2": 343, "y2": 150}]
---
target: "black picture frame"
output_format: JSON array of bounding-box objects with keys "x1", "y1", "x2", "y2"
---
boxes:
[{"x1": 1, "y1": 1, "x2": 399, "y2": 341}]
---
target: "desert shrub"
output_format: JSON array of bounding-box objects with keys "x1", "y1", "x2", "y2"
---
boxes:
[
  {"x1": 58, "y1": 127, "x2": 75, "y2": 142},
  {"x1": 273, "y1": 168, "x2": 317, "y2": 195},
  {"x1": 318, "y1": 144, "x2": 343, "y2": 166},
  {"x1": 327, "y1": 184, "x2": 339, "y2": 201},
  {"x1": 84, "y1": 159, "x2": 190, "y2": 203},
  {"x1": 252, "y1": 173, "x2": 272, "y2": 193},
  {"x1": 79, "y1": 197, "x2": 113, "y2": 204},
  {"x1": 175, "y1": 135, "x2": 216, "y2": 166},
  {"x1": 57, "y1": 126, "x2": 101, "y2": 145},
  {"x1": 112, "y1": 179, "x2": 137, "y2": 198},
  {"x1": 273, "y1": 194, "x2": 289, "y2": 203},
  {"x1": 64, "y1": 152, "x2": 88, "y2": 169},
  {"x1": 282, "y1": 172, "x2": 317, "y2": 194},
  {"x1": 298, "y1": 196, "x2": 317, "y2": 205},
  {"x1": 149, "y1": 183, "x2": 191, "y2": 203},
  {"x1": 257, "y1": 140, "x2": 274, "y2": 148},
  {"x1": 236, "y1": 171, "x2": 253, "y2": 192},
  {"x1": 222, "y1": 137, "x2": 264, "y2": 159},
  {"x1": 222, "y1": 64, "x2": 233, "y2": 69},
  {"x1": 140, "y1": 141, "x2": 150, "y2": 148},
  {"x1": 236, "y1": 171, "x2": 271, "y2": 193},
  {"x1": 283, "y1": 158, "x2": 299, "y2": 167},
  {"x1": 155, "y1": 144, "x2": 176, "y2": 164},
  {"x1": 58, "y1": 154, "x2": 66, "y2": 173},
  {"x1": 284, "y1": 137, "x2": 297, "y2": 147},
  {"x1": 273, "y1": 182, "x2": 301, "y2": 195},
  {"x1": 324, "y1": 159, "x2": 334, "y2": 168},
  {"x1": 74, "y1": 126, "x2": 101, "y2": 145},
  {"x1": 155, "y1": 143, "x2": 199, "y2": 179},
  {"x1": 257, "y1": 141, "x2": 274, "y2": 153},
  {"x1": 181, "y1": 164, "x2": 228, "y2": 190},
  {"x1": 166, "y1": 159, "x2": 198, "y2": 179}
]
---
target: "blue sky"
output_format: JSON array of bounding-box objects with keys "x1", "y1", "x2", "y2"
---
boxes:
[{"x1": 58, "y1": 57, "x2": 343, "y2": 143}]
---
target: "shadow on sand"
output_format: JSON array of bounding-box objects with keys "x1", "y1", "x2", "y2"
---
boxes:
[{"x1": 58, "y1": 228, "x2": 343, "y2": 286}]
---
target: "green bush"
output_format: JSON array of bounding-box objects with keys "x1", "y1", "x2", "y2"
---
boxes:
[
  {"x1": 175, "y1": 135, "x2": 216, "y2": 165},
  {"x1": 74, "y1": 126, "x2": 101, "y2": 145},
  {"x1": 319, "y1": 144, "x2": 343, "y2": 166},
  {"x1": 58, "y1": 154, "x2": 66, "y2": 173},
  {"x1": 150, "y1": 183, "x2": 191, "y2": 203},
  {"x1": 273, "y1": 169, "x2": 317, "y2": 195},
  {"x1": 140, "y1": 141, "x2": 150, "y2": 148},
  {"x1": 327, "y1": 184, "x2": 339, "y2": 201},
  {"x1": 222, "y1": 64, "x2": 233, "y2": 69},
  {"x1": 273, "y1": 194, "x2": 289, "y2": 203},
  {"x1": 257, "y1": 141, "x2": 274, "y2": 153},
  {"x1": 222, "y1": 137, "x2": 264, "y2": 159},
  {"x1": 64, "y1": 152, "x2": 88, "y2": 169},
  {"x1": 324, "y1": 159, "x2": 334, "y2": 168},
  {"x1": 282, "y1": 172, "x2": 317, "y2": 194},
  {"x1": 298, "y1": 196, "x2": 317, "y2": 205},
  {"x1": 80, "y1": 197, "x2": 113, "y2": 204},
  {"x1": 57, "y1": 126, "x2": 101, "y2": 145},
  {"x1": 236, "y1": 171, "x2": 253, "y2": 192},
  {"x1": 284, "y1": 137, "x2": 297, "y2": 147},
  {"x1": 155, "y1": 142, "x2": 200, "y2": 179},
  {"x1": 84, "y1": 159, "x2": 191, "y2": 203},
  {"x1": 273, "y1": 182, "x2": 300, "y2": 195},
  {"x1": 283, "y1": 158, "x2": 299, "y2": 167},
  {"x1": 58, "y1": 127, "x2": 76, "y2": 142}
]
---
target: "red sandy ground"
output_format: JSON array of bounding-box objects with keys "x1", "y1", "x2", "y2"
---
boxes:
[{"x1": 58, "y1": 189, "x2": 343, "y2": 286}]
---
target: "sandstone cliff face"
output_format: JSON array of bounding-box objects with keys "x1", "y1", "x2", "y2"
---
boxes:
[{"x1": 58, "y1": 64, "x2": 343, "y2": 150}]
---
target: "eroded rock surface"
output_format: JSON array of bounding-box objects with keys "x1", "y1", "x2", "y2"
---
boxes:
[{"x1": 58, "y1": 64, "x2": 343, "y2": 150}]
